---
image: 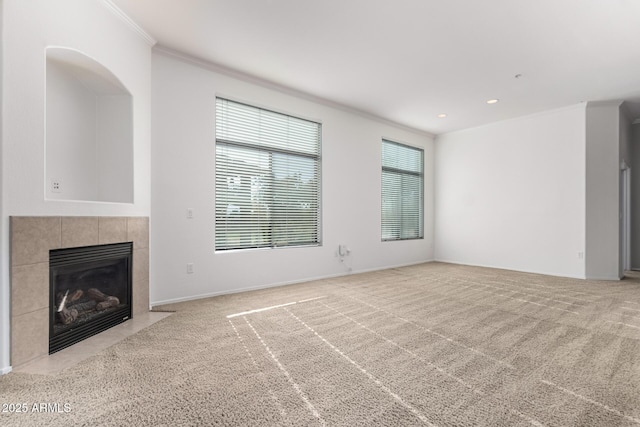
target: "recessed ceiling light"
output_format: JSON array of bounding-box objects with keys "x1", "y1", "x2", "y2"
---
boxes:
[
  {"x1": 486, "y1": 99, "x2": 499, "y2": 104},
  {"x1": 437, "y1": 113, "x2": 447, "y2": 118}
]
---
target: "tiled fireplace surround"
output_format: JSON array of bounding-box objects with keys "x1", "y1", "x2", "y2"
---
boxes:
[{"x1": 10, "y1": 216, "x2": 149, "y2": 368}]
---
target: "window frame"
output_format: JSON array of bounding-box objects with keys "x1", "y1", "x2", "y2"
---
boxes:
[
  {"x1": 214, "y1": 97, "x2": 322, "y2": 252},
  {"x1": 381, "y1": 139, "x2": 424, "y2": 242}
]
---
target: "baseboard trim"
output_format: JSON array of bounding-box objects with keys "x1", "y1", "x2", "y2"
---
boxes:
[
  {"x1": 1, "y1": 366, "x2": 13, "y2": 375},
  {"x1": 432, "y1": 259, "x2": 587, "y2": 280},
  {"x1": 586, "y1": 276, "x2": 622, "y2": 281},
  {"x1": 150, "y1": 259, "x2": 435, "y2": 308}
]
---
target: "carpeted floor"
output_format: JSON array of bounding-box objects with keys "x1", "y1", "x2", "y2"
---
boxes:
[{"x1": 2, "y1": 262, "x2": 640, "y2": 426}]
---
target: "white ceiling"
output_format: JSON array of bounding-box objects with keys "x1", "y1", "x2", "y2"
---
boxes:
[{"x1": 112, "y1": 0, "x2": 640, "y2": 135}]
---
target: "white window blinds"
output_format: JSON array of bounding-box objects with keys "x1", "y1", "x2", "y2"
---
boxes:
[
  {"x1": 381, "y1": 139, "x2": 424, "y2": 241},
  {"x1": 215, "y1": 98, "x2": 321, "y2": 250}
]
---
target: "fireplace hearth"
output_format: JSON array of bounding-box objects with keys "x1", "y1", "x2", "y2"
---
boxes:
[{"x1": 49, "y1": 242, "x2": 132, "y2": 353}]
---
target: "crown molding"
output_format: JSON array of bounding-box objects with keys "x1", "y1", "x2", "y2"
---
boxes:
[
  {"x1": 586, "y1": 99, "x2": 624, "y2": 108},
  {"x1": 153, "y1": 45, "x2": 435, "y2": 139},
  {"x1": 102, "y1": 0, "x2": 157, "y2": 46}
]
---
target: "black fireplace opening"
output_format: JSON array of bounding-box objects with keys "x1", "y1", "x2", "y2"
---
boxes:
[{"x1": 49, "y1": 242, "x2": 132, "y2": 354}]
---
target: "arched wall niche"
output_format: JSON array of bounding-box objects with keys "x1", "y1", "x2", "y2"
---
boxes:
[{"x1": 45, "y1": 47, "x2": 134, "y2": 203}]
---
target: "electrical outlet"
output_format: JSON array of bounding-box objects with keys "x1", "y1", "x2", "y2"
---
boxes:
[
  {"x1": 51, "y1": 179, "x2": 62, "y2": 193},
  {"x1": 338, "y1": 245, "x2": 350, "y2": 257},
  {"x1": 578, "y1": 252, "x2": 584, "y2": 260},
  {"x1": 187, "y1": 208, "x2": 194, "y2": 219},
  {"x1": 187, "y1": 263, "x2": 194, "y2": 274}
]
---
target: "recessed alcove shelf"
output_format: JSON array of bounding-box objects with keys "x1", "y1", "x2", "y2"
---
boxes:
[{"x1": 46, "y1": 47, "x2": 134, "y2": 203}]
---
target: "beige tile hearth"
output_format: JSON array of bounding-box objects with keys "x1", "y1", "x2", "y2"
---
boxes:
[{"x1": 13, "y1": 312, "x2": 172, "y2": 375}]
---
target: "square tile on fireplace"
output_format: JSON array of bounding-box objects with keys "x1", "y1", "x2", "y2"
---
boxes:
[
  {"x1": 61, "y1": 216, "x2": 99, "y2": 248},
  {"x1": 133, "y1": 247, "x2": 150, "y2": 316},
  {"x1": 99, "y1": 217, "x2": 128, "y2": 244},
  {"x1": 11, "y1": 217, "x2": 61, "y2": 266},
  {"x1": 11, "y1": 308, "x2": 48, "y2": 366},
  {"x1": 127, "y1": 217, "x2": 149, "y2": 249},
  {"x1": 11, "y1": 262, "x2": 49, "y2": 317}
]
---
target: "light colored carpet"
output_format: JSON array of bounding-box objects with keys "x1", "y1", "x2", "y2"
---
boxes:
[{"x1": 2, "y1": 262, "x2": 640, "y2": 426}]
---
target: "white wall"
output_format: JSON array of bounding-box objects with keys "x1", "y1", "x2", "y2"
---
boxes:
[
  {"x1": 46, "y1": 60, "x2": 99, "y2": 200},
  {"x1": 150, "y1": 50, "x2": 434, "y2": 305},
  {"x1": 434, "y1": 105, "x2": 586, "y2": 278},
  {"x1": 46, "y1": 56, "x2": 134, "y2": 203},
  {"x1": 0, "y1": 0, "x2": 7, "y2": 376},
  {"x1": 0, "y1": 0, "x2": 152, "y2": 373},
  {"x1": 632, "y1": 123, "x2": 640, "y2": 270},
  {"x1": 585, "y1": 101, "x2": 622, "y2": 280},
  {"x1": 96, "y1": 95, "x2": 134, "y2": 202},
  {"x1": 619, "y1": 105, "x2": 632, "y2": 274}
]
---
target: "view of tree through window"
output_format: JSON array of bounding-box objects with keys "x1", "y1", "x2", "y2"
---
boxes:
[
  {"x1": 381, "y1": 139, "x2": 424, "y2": 241},
  {"x1": 215, "y1": 98, "x2": 321, "y2": 250}
]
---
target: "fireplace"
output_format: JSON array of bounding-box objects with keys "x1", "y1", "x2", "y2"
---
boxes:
[{"x1": 49, "y1": 242, "x2": 133, "y2": 354}]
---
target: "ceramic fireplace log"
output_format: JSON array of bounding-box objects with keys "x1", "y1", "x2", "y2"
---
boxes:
[
  {"x1": 55, "y1": 289, "x2": 84, "y2": 313},
  {"x1": 96, "y1": 296, "x2": 120, "y2": 311},
  {"x1": 87, "y1": 288, "x2": 110, "y2": 302},
  {"x1": 56, "y1": 307, "x2": 78, "y2": 325},
  {"x1": 68, "y1": 300, "x2": 97, "y2": 313},
  {"x1": 69, "y1": 289, "x2": 84, "y2": 302}
]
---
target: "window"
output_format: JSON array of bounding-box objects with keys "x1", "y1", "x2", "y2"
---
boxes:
[
  {"x1": 381, "y1": 139, "x2": 424, "y2": 241},
  {"x1": 215, "y1": 98, "x2": 321, "y2": 250}
]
